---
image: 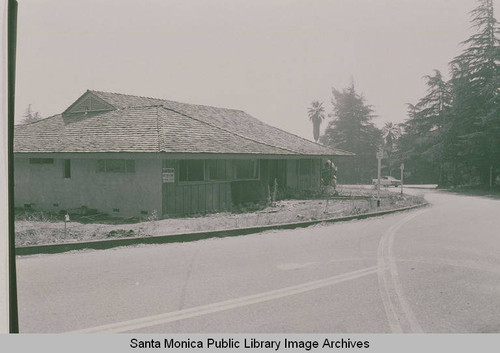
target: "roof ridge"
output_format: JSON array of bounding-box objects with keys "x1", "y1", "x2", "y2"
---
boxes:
[
  {"x1": 159, "y1": 106, "x2": 301, "y2": 155},
  {"x1": 15, "y1": 113, "x2": 61, "y2": 126},
  {"x1": 116, "y1": 104, "x2": 163, "y2": 110},
  {"x1": 89, "y1": 89, "x2": 244, "y2": 113}
]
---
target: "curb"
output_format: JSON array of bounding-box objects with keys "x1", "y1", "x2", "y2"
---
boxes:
[{"x1": 15, "y1": 203, "x2": 428, "y2": 256}]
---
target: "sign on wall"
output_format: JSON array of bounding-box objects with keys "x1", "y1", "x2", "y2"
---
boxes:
[{"x1": 162, "y1": 168, "x2": 175, "y2": 183}]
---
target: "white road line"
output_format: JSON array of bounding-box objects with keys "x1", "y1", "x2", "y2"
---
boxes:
[
  {"x1": 68, "y1": 265, "x2": 379, "y2": 333},
  {"x1": 377, "y1": 230, "x2": 402, "y2": 333},
  {"x1": 377, "y1": 210, "x2": 428, "y2": 333}
]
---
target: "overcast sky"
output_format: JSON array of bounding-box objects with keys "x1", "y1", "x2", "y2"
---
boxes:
[{"x1": 14, "y1": 0, "x2": 500, "y2": 140}]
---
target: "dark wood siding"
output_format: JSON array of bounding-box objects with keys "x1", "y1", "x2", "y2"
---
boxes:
[
  {"x1": 162, "y1": 159, "x2": 232, "y2": 216},
  {"x1": 286, "y1": 158, "x2": 321, "y2": 190},
  {"x1": 162, "y1": 157, "x2": 322, "y2": 216},
  {"x1": 163, "y1": 181, "x2": 232, "y2": 216}
]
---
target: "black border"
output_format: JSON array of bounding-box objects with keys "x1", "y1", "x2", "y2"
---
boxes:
[{"x1": 8, "y1": 0, "x2": 19, "y2": 334}]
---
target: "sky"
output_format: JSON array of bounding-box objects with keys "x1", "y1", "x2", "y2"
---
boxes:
[{"x1": 14, "y1": 0, "x2": 500, "y2": 140}]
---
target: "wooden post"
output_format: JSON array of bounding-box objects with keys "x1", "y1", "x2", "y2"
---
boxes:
[
  {"x1": 64, "y1": 213, "x2": 70, "y2": 237},
  {"x1": 400, "y1": 163, "x2": 405, "y2": 195}
]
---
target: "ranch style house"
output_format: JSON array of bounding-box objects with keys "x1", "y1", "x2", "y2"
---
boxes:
[{"x1": 14, "y1": 90, "x2": 351, "y2": 217}]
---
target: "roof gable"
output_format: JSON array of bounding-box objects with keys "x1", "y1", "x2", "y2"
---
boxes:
[
  {"x1": 63, "y1": 91, "x2": 116, "y2": 115},
  {"x1": 87, "y1": 90, "x2": 352, "y2": 156}
]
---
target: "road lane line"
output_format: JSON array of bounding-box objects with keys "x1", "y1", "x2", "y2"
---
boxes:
[
  {"x1": 387, "y1": 214, "x2": 425, "y2": 333},
  {"x1": 377, "y1": 230, "x2": 402, "y2": 333},
  {"x1": 377, "y1": 209, "x2": 428, "y2": 333},
  {"x1": 67, "y1": 265, "x2": 379, "y2": 333}
]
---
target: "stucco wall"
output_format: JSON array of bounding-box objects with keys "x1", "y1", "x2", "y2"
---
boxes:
[{"x1": 14, "y1": 158, "x2": 162, "y2": 217}]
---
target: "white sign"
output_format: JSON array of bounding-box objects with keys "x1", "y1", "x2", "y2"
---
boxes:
[{"x1": 162, "y1": 168, "x2": 175, "y2": 183}]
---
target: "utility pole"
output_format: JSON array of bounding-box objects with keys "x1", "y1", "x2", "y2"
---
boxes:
[
  {"x1": 376, "y1": 150, "x2": 383, "y2": 206},
  {"x1": 2, "y1": 0, "x2": 19, "y2": 334},
  {"x1": 0, "y1": 0, "x2": 9, "y2": 331},
  {"x1": 400, "y1": 163, "x2": 405, "y2": 195}
]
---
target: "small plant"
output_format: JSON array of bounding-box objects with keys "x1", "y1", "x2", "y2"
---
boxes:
[
  {"x1": 146, "y1": 209, "x2": 159, "y2": 235},
  {"x1": 350, "y1": 206, "x2": 362, "y2": 215},
  {"x1": 15, "y1": 209, "x2": 59, "y2": 223},
  {"x1": 106, "y1": 229, "x2": 135, "y2": 238},
  {"x1": 272, "y1": 178, "x2": 278, "y2": 205},
  {"x1": 147, "y1": 209, "x2": 158, "y2": 222}
]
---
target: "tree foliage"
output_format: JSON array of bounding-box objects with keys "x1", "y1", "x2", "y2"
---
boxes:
[
  {"x1": 307, "y1": 100, "x2": 325, "y2": 142},
  {"x1": 382, "y1": 122, "x2": 401, "y2": 155},
  {"x1": 398, "y1": 0, "x2": 500, "y2": 187},
  {"x1": 21, "y1": 104, "x2": 42, "y2": 125},
  {"x1": 397, "y1": 70, "x2": 453, "y2": 184},
  {"x1": 320, "y1": 84, "x2": 382, "y2": 183}
]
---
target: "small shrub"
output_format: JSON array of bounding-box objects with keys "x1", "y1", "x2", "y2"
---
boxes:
[
  {"x1": 272, "y1": 178, "x2": 278, "y2": 204},
  {"x1": 15, "y1": 209, "x2": 59, "y2": 223},
  {"x1": 147, "y1": 209, "x2": 158, "y2": 222},
  {"x1": 145, "y1": 209, "x2": 159, "y2": 234},
  {"x1": 106, "y1": 229, "x2": 135, "y2": 238}
]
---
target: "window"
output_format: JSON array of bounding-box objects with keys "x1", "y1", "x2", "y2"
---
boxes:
[
  {"x1": 234, "y1": 159, "x2": 259, "y2": 180},
  {"x1": 208, "y1": 160, "x2": 227, "y2": 180},
  {"x1": 63, "y1": 159, "x2": 71, "y2": 178},
  {"x1": 179, "y1": 160, "x2": 204, "y2": 182},
  {"x1": 97, "y1": 159, "x2": 135, "y2": 173},
  {"x1": 29, "y1": 158, "x2": 54, "y2": 164},
  {"x1": 299, "y1": 159, "x2": 312, "y2": 176}
]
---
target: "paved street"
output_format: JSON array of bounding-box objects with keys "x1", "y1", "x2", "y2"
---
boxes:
[{"x1": 16, "y1": 189, "x2": 500, "y2": 333}]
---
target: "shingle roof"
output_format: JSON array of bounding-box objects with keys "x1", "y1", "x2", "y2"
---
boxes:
[{"x1": 14, "y1": 90, "x2": 352, "y2": 156}]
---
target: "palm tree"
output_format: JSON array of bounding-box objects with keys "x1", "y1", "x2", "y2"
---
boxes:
[
  {"x1": 382, "y1": 122, "x2": 401, "y2": 155},
  {"x1": 307, "y1": 101, "x2": 325, "y2": 143}
]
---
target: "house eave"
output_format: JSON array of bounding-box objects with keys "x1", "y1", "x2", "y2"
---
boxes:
[{"x1": 13, "y1": 151, "x2": 346, "y2": 160}]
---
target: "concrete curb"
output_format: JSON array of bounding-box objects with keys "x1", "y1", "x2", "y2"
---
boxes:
[{"x1": 16, "y1": 203, "x2": 428, "y2": 256}]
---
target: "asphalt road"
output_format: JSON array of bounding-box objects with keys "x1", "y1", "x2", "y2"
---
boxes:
[{"x1": 16, "y1": 189, "x2": 500, "y2": 333}]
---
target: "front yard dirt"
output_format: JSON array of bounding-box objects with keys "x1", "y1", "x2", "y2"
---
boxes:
[{"x1": 15, "y1": 186, "x2": 424, "y2": 247}]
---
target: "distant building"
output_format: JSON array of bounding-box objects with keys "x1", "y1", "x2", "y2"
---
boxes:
[{"x1": 14, "y1": 90, "x2": 351, "y2": 217}]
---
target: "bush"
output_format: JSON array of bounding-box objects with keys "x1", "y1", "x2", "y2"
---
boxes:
[{"x1": 15, "y1": 209, "x2": 59, "y2": 222}]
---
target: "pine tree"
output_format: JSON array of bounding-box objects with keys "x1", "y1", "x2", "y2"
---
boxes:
[
  {"x1": 320, "y1": 84, "x2": 382, "y2": 183},
  {"x1": 449, "y1": 0, "x2": 500, "y2": 185},
  {"x1": 21, "y1": 104, "x2": 42, "y2": 124},
  {"x1": 397, "y1": 70, "x2": 452, "y2": 185},
  {"x1": 398, "y1": 0, "x2": 500, "y2": 186}
]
